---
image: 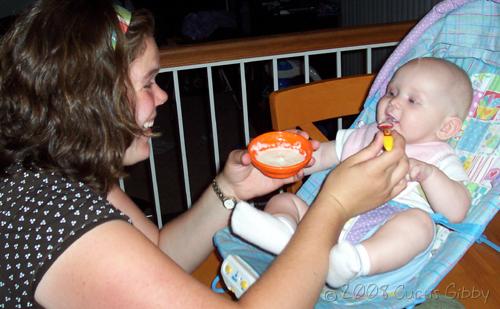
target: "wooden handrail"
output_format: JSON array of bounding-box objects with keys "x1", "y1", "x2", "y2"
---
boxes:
[{"x1": 159, "y1": 21, "x2": 416, "y2": 68}]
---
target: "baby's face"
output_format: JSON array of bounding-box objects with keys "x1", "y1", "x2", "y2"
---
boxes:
[{"x1": 376, "y1": 61, "x2": 454, "y2": 144}]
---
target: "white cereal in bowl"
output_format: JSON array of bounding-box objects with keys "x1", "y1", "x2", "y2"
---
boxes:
[{"x1": 255, "y1": 146, "x2": 305, "y2": 167}]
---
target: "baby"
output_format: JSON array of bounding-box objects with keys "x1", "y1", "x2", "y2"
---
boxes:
[{"x1": 231, "y1": 57, "x2": 472, "y2": 287}]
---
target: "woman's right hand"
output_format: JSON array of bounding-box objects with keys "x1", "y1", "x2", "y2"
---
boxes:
[{"x1": 316, "y1": 131, "x2": 409, "y2": 221}]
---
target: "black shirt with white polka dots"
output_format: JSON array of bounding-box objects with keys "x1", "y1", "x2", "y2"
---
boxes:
[{"x1": 0, "y1": 163, "x2": 129, "y2": 308}]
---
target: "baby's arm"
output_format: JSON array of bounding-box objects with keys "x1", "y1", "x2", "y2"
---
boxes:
[
  {"x1": 304, "y1": 140, "x2": 339, "y2": 175},
  {"x1": 409, "y1": 159, "x2": 470, "y2": 223}
]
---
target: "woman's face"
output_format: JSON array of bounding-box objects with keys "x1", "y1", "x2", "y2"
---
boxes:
[{"x1": 123, "y1": 36, "x2": 168, "y2": 166}]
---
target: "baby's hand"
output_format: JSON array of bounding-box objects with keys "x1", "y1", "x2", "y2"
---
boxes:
[{"x1": 408, "y1": 158, "x2": 434, "y2": 182}]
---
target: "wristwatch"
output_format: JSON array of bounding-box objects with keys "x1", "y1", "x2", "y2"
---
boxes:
[{"x1": 212, "y1": 179, "x2": 237, "y2": 210}]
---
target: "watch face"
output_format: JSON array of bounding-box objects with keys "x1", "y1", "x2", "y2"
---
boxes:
[{"x1": 223, "y1": 198, "x2": 236, "y2": 210}]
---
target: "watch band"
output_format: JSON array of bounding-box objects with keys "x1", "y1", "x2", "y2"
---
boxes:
[{"x1": 211, "y1": 179, "x2": 237, "y2": 210}]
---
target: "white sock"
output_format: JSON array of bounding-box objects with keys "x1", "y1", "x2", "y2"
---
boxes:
[
  {"x1": 326, "y1": 242, "x2": 371, "y2": 288},
  {"x1": 231, "y1": 201, "x2": 294, "y2": 255},
  {"x1": 356, "y1": 244, "x2": 371, "y2": 276}
]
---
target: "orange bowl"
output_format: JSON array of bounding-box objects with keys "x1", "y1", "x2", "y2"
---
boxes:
[{"x1": 247, "y1": 131, "x2": 313, "y2": 178}]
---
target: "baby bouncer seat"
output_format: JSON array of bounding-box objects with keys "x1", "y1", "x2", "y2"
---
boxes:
[{"x1": 213, "y1": 0, "x2": 499, "y2": 307}]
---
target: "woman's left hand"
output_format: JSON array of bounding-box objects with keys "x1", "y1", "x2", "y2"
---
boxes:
[
  {"x1": 286, "y1": 129, "x2": 321, "y2": 167},
  {"x1": 216, "y1": 150, "x2": 298, "y2": 201},
  {"x1": 218, "y1": 129, "x2": 318, "y2": 201}
]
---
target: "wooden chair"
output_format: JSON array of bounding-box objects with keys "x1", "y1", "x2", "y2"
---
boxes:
[{"x1": 269, "y1": 74, "x2": 375, "y2": 192}]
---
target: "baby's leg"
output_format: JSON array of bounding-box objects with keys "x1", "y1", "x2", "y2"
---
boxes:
[
  {"x1": 362, "y1": 208, "x2": 434, "y2": 274},
  {"x1": 327, "y1": 208, "x2": 434, "y2": 287},
  {"x1": 264, "y1": 193, "x2": 309, "y2": 232},
  {"x1": 231, "y1": 194, "x2": 308, "y2": 255}
]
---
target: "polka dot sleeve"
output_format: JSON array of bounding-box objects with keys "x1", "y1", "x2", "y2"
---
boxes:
[{"x1": 1, "y1": 164, "x2": 130, "y2": 308}]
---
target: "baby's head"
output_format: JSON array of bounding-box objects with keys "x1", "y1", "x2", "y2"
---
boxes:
[{"x1": 377, "y1": 57, "x2": 472, "y2": 144}]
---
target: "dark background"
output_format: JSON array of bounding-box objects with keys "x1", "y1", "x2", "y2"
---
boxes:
[
  {"x1": 130, "y1": 0, "x2": 342, "y2": 46},
  {"x1": 0, "y1": 0, "x2": 342, "y2": 42},
  {"x1": 1, "y1": 1, "x2": 439, "y2": 46}
]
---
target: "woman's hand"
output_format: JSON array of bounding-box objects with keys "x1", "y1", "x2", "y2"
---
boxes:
[
  {"x1": 217, "y1": 130, "x2": 319, "y2": 201},
  {"x1": 216, "y1": 150, "x2": 297, "y2": 201},
  {"x1": 316, "y1": 131, "x2": 409, "y2": 221},
  {"x1": 286, "y1": 129, "x2": 321, "y2": 167}
]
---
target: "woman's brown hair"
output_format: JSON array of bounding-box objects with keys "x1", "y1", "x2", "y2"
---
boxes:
[{"x1": 0, "y1": 0, "x2": 154, "y2": 194}]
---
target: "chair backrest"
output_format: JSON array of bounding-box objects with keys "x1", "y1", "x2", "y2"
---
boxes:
[
  {"x1": 269, "y1": 74, "x2": 374, "y2": 192},
  {"x1": 269, "y1": 75, "x2": 374, "y2": 142}
]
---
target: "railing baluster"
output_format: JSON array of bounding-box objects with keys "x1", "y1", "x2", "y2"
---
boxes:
[
  {"x1": 272, "y1": 58, "x2": 279, "y2": 91},
  {"x1": 148, "y1": 139, "x2": 162, "y2": 227},
  {"x1": 240, "y1": 62, "x2": 250, "y2": 145},
  {"x1": 304, "y1": 55, "x2": 310, "y2": 84},
  {"x1": 336, "y1": 51, "x2": 343, "y2": 129},
  {"x1": 207, "y1": 66, "x2": 221, "y2": 172},
  {"x1": 336, "y1": 51, "x2": 342, "y2": 78},
  {"x1": 367, "y1": 47, "x2": 373, "y2": 74},
  {"x1": 119, "y1": 178, "x2": 125, "y2": 192},
  {"x1": 173, "y1": 70, "x2": 192, "y2": 207}
]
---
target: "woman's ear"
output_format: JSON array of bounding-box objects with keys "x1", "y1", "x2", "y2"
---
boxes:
[{"x1": 437, "y1": 116, "x2": 462, "y2": 140}]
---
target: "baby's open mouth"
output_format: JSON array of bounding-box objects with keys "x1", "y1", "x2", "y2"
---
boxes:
[{"x1": 384, "y1": 115, "x2": 399, "y2": 125}]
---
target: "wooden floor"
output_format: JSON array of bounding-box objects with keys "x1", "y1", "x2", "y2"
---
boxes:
[
  {"x1": 194, "y1": 214, "x2": 499, "y2": 307},
  {"x1": 435, "y1": 214, "x2": 499, "y2": 308}
]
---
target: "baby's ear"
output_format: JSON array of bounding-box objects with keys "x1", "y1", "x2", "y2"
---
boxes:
[{"x1": 437, "y1": 116, "x2": 462, "y2": 140}]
